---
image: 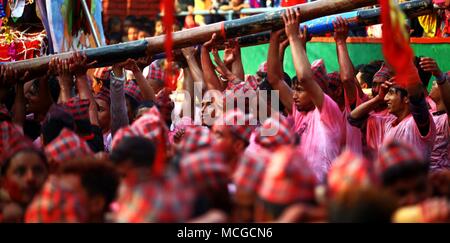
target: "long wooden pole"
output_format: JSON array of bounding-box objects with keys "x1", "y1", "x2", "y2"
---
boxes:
[
  {"x1": 150, "y1": 0, "x2": 433, "y2": 59},
  {"x1": 235, "y1": 0, "x2": 434, "y2": 48},
  {"x1": 2, "y1": 0, "x2": 377, "y2": 80}
]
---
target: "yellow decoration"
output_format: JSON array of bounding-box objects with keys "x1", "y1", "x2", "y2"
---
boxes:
[
  {"x1": 418, "y1": 14, "x2": 437, "y2": 37},
  {"x1": 1, "y1": 17, "x2": 15, "y2": 44}
]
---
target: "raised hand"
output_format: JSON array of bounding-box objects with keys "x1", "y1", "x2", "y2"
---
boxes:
[
  {"x1": 135, "y1": 56, "x2": 153, "y2": 70},
  {"x1": 122, "y1": 58, "x2": 141, "y2": 73},
  {"x1": 223, "y1": 39, "x2": 240, "y2": 66},
  {"x1": 282, "y1": 8, "x2": 301, "y2": 39},
  {"x1": 203, "y1": 33, "x2": 219, "y2": 51},
  {"x1": 173, "y1": 128, "x2": 186, "y2": 144},
  {"x1": 420, "y1": 57, "x2": 443, "y2": 78},
  {"x1": 333, "y1": 16, "x2": 349, "y2": 43},
  {"x1": 377, "y1": 79, "x2": 394, "y2": 101},
  {"x1": 1, "y1": 65, "x2": 30, "y2": 84},
  {"x1": 212, "y1": 48, "x2": 236, "y2": 82},
  {"x1": 69, "y1": 52, "x2": 97, "y2": 76}
]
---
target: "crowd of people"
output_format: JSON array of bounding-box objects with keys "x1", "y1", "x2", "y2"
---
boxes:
[{"x1": 0, "y1": 2, "x2": 450, "y2": 223}]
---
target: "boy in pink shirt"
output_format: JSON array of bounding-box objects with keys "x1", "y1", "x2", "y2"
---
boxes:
[
  {"x1": 266, "y1": 9, "x2": 345, "y2": 182},
  {"x1": 349, "y1": 64, "x2": 436, "y2": 162},
  {"x1": 420, "y1": 57, "x2": 450, "y2": 171},
  {"x1": 332, "y1": 17, "x2": 370, "y2": 155}
]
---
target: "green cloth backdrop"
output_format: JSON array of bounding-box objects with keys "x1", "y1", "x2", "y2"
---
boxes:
[{"x1": 234, "y1": 41, "x2": 449, "y2": 90}]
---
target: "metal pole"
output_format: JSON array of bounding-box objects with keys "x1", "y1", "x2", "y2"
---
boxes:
[{"x1": 81, "y1": 0, "x2": 102, "y2": 47}]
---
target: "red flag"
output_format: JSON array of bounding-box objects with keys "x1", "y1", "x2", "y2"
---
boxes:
[
  {"x1": 380, "y1": 0, "x2": 420, "y2": 88},
  {"x1": 163, "y1": 0, "x2": 177, "y2": 91}
]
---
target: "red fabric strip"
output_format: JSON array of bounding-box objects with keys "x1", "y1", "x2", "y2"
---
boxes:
[{"x1": 163, "y1": 0, "x2": 176, "y2": 91}]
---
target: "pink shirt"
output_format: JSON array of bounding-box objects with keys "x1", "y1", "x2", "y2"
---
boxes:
[
  {"x1": 168, "y1": 116, "x2": 193, "y2": 144},
  {"x1": 426, "y1": 96, "x2": 437, "y2": 113},
  {"x1": 430, "y1": 113, "x2": 450, "y2": 171},
  {"x1": 367, "y1": 113, "x2": 436, "y2": 160},
  {"x1": 342, "y1": 89, "x2": 369, "y2": 155},
  {"x1": 245, "y1": 114, "x2": 290, "y2": 154},
  {"x1": 245, "y1": 130, "x2": 262, "y2": 154},
  {"x1": 365, "y1": 109, "x2": 393, "y2": 156},
  {"x1": 291, "y1": 94, "x2": 345, "y2": 182}
]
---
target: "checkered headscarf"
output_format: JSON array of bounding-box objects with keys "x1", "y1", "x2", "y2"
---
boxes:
[
  {"x1": 147, "y1": 60, "x2": 166, "y2": 83},
  {"x1": 327, "y1": 71, "x2": 342, "y2": 90},
  {"x1": 112, "y1": 107, "x2": 169, "y2": 176},
  {"x1": 0, "y1": 104, "x2": 10, "y2": 121},
  {"x1": 180, "y1": 148, "x2": 230, "y2": 191},
  {"x1": 223, "y1": 79, "x2": 258, "y2": 114},
  {"x1": 373, "y1": 63, "x2": 394, "y2": 82},
  {"x1": 214, "y1": 109, "x2": 255, "y2": 143},
  {"x1": 226, "y1": 77, "x2": 259, "y2": 94},
  {"x1": 112, "y1": 107, "x2": 168, "y2": 149},
  {"x1": 233, "y1": 150, "x2": 271, "y2": 194},
  {"x1": 25, "y1": 176, "x2": 88, "y2": 223},
  {"x1": 92, "y1": 67, "x2": 111, "y2": 94},
  {"x1": 327, "y1": 150, "x2": 376, "y2": 198},
  {"x1": 124, "y1": 80, "x2": 143, "y2": 103},
  {"x1": 0, "y1": 121, "x2": 38, "y2": 165},
  {"x1": 177, "y1": 126, "x2": 213, "y2": 154},
  {"x1": 95, "y1": 86, "x2": 111, "y2": 105},
  {"x1": 44, "y1": 128, "x2": 93, "y2": 164},
  {"x1": 63, "y1": 97, "x2": 90, "y2": 121},
  {"x1": 258, "y1": 61, "x2": 268, "y2": 74},
  {"x1": 375, "y1": 140, "x2": 425, "y2": 177},
  {"x1": 111, "y1": 126, "x2": 138, "y2": 150},
  {"x1": 113, "y1": 175, "x2": 195, "y2": 223},
  {"x1": 254, "y1": 116, "x2": 295, "y2": 150},
  {"x1": 132, "y1": 106, "x2": 169, "y2": 145},
  {"x1": 311, "y1": 59, "x2": 329, "y2": 92},
  {"x1": 258, "y1": 146, "x2": 317, "y2": 205},
  {"x1": 245, "y1": 75, "x2": 259, "y2": 86}
]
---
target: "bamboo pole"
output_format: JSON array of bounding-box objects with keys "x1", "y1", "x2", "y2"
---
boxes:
[
  {"x1": 151, "y1": 0, "x2": 433, "y2": 60},
  {"x1": 234, "y1": 0, "x2": 434, "y2": 48}
]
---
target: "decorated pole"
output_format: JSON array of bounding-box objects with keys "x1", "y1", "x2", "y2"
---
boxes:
[
  {"x1": 151, "y1": 0, "x2": 434, "y2": 60},
  {"x1": 2, "y1": 0, "x2": 378, "y2": 80},
  {"x1": 234, "y1": 0, "x2": 434, "y2": 48}
]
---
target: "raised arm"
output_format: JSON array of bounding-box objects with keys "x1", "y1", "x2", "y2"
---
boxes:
[
  {"x1": 182, "y1": 46, "x2": 203, "y2": 85},
  {"x1": 181, "y1": 47, "x2": 203, "y2": 104},
  {"x1": 333, "y1": 16, "x2": 357, "y2": 107},
  {"x1": 284, "y1": 8, "x2": 324, "y2": 110},
  {"x1": 268, "y1": 29, "x2": 285, "y2": 81},
  {"x1": 350, "y1": 80, "x2": 391, "y2": 121},
  {"x1": 420, "y1": 57, "x2": 450, "y2": 118},
  {"x1": 182, "y1": 67, "x2": 195, "y2": 120},
  {"x1": 212, "y1": 48, "x2": 239, "y2": 84},
  {"x1": 124, "y1": 58, "x2": 156, "y2": 101},
  {"x1": 404, "y1": 63, "x2": 431, "y2": 137},
  {"x1": 226, "y1": 39, "x2": 245, "y2": 81},
  {"x1": 6, "y1": 67, "x2": 30, "y2": 127},
  {"x1": 110, "y1": 61, "x2": 130, "y2": 136},
  {"x1": 267, "y1": 29, "x2": 293, "y2": 111},
  {"x1": 69, "y1": 52, "x2": 99, "y2": 127},
  {"x1": 52, "y1": 58, "x2": 73, "y2": 104},
  {"x1": 201, "y1": 34, "x2": 224, "y2": 91},
  {"x1": 279, "y1": 38, "x2": 290, "y2": 76}
]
